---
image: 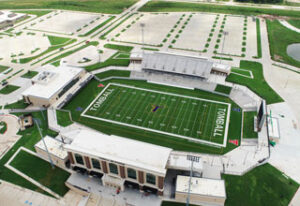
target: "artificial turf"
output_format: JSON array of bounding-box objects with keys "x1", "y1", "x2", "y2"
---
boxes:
[
  {"x1": 95, "y1": 70, "x2": 131, "y2": 79},
  {"x1": 83, "y1": 83, "x2": 230, "y2": 146},
  {"x1": 56, "y1": 110, "x2": 73, "y2": 127},
  {"x1": 215, "y1": 84, "x2": 232, "y2": 95},
  {"x1": 226, "y1": 61, "x2": 283, "y2": 104},
  {"x1": 63, "y1": 78, "x2": 242, "y2": 154},
  {"x1": 243, "y1": 111, "x2": 258, "y2": 138},
  {"x1": 10, "y1": 150, "x2": 70, "y2": 196}
]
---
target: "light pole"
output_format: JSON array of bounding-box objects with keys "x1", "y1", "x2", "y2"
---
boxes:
[
  {"x1": 34, "y1": 118, "x2": 55, "y2": 169},
  {"x1": 140, "y1": 23, "x2": 145, "y2": 54},
  {"x1": 220, "y1": 31, "x2": 229, "y2": 64},
  {"x1": 186, "y1": 155, "x2": 200, "y2": 206}
]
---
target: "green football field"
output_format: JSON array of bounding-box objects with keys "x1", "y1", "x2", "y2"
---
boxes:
[{"x1": 82, "y1": 83, "x2": 231, "y2": 147}]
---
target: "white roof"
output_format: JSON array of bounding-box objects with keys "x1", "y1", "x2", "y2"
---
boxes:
[
  {"x1": 0, "y1": 11, "x2": 26, "y2": 23},
  {"x1": 35, "y1": 136, "x2": 68, "y2": 160},
  {"x1": 168, "y1": 152, "x2": 203, "y2": 172},
  {"x1": 212, "y1": 63, "x2": 231, "y2": 74},
  {"x1": 22, "y1": 65, "x2": 83, "y2": 99},
  {"x1": 176, "y1": 175, "x2": 226, "y2": 198},
  {"x1": 63, "y1": 129, "x2": 173, "y2": 175},
  {"x1": 142, "y1": 52, "x2": 213, "y2": 79}
]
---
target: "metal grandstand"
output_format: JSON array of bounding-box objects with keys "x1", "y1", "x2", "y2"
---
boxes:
[{"x1": 141, "y1": 52, "x2": 213, "y2": 79}]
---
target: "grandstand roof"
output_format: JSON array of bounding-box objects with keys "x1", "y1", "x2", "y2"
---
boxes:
[
  {"x1": 63, "y1": 129, "x2": 173, "y2": 175},
  {"x1": 22, "y1": 64, "x2": 83, "y2": 99},
  {"x1": 141, "y1": 52, "x2": 213, "y2": 79}
]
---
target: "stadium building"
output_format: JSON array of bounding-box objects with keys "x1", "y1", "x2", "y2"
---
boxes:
[
  {"x1": 131, "y1": 52, "x2": 231, "y2": 78},
  {"x1": 0, "y1": 11, "x2": 27, "y2": 29},
  {"x1": 22, "y1": 64, "x2": 90, "y2": 108},
  {"x1": 48, "y1": 129, "x2": 226, "y2": 205}
]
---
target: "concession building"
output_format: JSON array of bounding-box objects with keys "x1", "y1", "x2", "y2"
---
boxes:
[
  {"x1": 0, "y1": 11, "x2": 27, "y2": 29},
  {"x1": 22, "y1": 65, "x2": 87, "y2": 107}
]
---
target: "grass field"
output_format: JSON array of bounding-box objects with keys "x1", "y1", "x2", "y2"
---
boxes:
[
  {"x1": 0, "y1": 121, "x2": 7, "y2": 134},
  {"x1": 10, "y1": 150, "x2": 70, "y2": 196},
  {"x1": 0, "y1": 65, "x2": 9, "y2": 73},
  {"x1": 95, "y1": 70, "x2": 131, "y2": 79},
  {"x1": 1, "y1": 0, "x2": 138, "y2": 14},
  {"x1": 21, "y1": 70, "x2": 38, "y2": 79},
  {"x1": 12, "y1": 10, "x2": 52, "y2": 17},
  {"x1": 83, "y1": 83, "x2": 231, "y2": 147},
  {"x1": 139, "y1": 1, "x2": 300, "y2": 17},
  {"x1": 215, "y1": 84, "x2": 232, "y2": 95},
  {"x1": 287, "y1": 19, "x2": 300, "y2": 29},
  {"x1": 0, "y1": 85, "x2": 20, "y2": 94},
  {"x1": 19, "y1": 36, "x2": 76, "y2": 64},
  {"x1": 63, "y1": 77, "x2": 242, "y2": 154},
  {"x1": 4, "y1": 99, "x2": 28, "y2": 109},
  {"x1": 85, "y1": 44, "x2": 132, "y2": 71},
  {"x1": 0, "y1": 111, "x2": 58, "y2": 197},
  {"x1": 243, "y1": 111, "x2": 258, "y2": 138},
  {"x1": 80, "y1": 16, "x2": 116, "y2": 37},
  {"x1": 255, "y1": 18, "x2": 262, "y2": 59},
  {"x1": 223, "y1": 163, "x2": 299, "y2": 206},
  {"x1": 226, "y1": 61, "x2": 283, "y2": 104},
  {"x1": 267, "y1": 19, "x2": 300, "y2": 68},
  {"x1": 56, "y1": 110, "x2": 73, "y2": 127}
]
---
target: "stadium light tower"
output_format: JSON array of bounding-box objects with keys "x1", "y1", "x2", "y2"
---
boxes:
[
  {"x1": 186, "y1": 155, "x2": 200, "y2": 206},
  {"x1": 34, "y1": 118, "x2": 55, "y2": 169},
  {"x1": 220, "y1": 31, "x2": 229, "y2": 63}
]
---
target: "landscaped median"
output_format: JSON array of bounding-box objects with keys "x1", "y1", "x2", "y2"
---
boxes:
[
  {"x1": 0, "y1": 121, "x2": 7, "y2": 134},
  {"x1": 226, "y1": 60, "x2": 283, "y2": 104},
  {"x1": 85, "y1": 44, "x2": 133, "y2": 71},
  {"x1": 0, "y1": 111, "x2": 60, "y2": 197},
  {"x1": 0, "y1": 85, "x2": 20, "y2": 94},
  {"x1": 9, "y1": 149, "x2": 70, "y2": 197},
  {"x1": 18, "y1": 35, "x2": 77, "y2": 64},
  {"x1": 44, "y1": 41, "x2": 99, "y2": 66}
]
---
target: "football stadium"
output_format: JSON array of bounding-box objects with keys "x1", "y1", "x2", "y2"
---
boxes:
[{"x1": 82, "y1": 83, "x2": 231, "y2": 147}]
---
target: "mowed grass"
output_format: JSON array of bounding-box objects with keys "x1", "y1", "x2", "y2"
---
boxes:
[
  {"x1": 84, "y1": 84, "x2": 230, "y2": 145},
  {"x1": 56, "y1": 110, "x2": 73, "y2": 127},
  {"x1": 0, "y1": 65, "x2": 9, "y2": 73},
  {"x1": 243, "y1": 111, "x2": 258, "y2": 138},
  {"x1": 96, "y1": 70, "x2": 131, "y2": 79},
  {"x1": 10, "y1": 150, "x2": 70, "y2": 196},
  {"x1": 139, "y1": 1, "x2": 300, "y2": 17},
  {"x1": 48, "y1": 35, "x2": 72, "y2": 46},
  {"x1": 267, "y1": 19, "x2": 300, "y2": 68},
  {"x1": 21, "y1": 70, "x2": 38, "y2": 79},
  {"x1": 215, "y1": 84, "x2": 232, "y2": 95},
  {"x1": 4, "y1": 99, "x2": 28, "y2": 109},
  {"x1": 226, "y1": 61, "x2": 283, "y2": 104},
  {"x1": 287, "y1": 19, "x2": 300, "y2": 29},
  {"x1": 0, "y1": 111, "x2": 58, "y2": 197},
  {"x1": 12, "y1": 10, "x2": 52, "y2": 17},
  {"x1": 223, "y1": 163, "x2": 299, "y2": 206},
  {"x1": 1, "y1": 0, "x2": 138, "y2": 14},
  {"x1": 0, "y1": 85, "x2": 20, "y2": 94},
  {"x1": 63, "y1": 78, "x2": 242, "y2": 154}
]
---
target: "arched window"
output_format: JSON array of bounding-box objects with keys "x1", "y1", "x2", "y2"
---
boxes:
[
  {"x1": 74, "y1": 153, "x2": 84, "y2": 165},
  {"x1": 127, "y1": 168, "x2": 137, "y2": 179},
  {"x1": 109, "y1": 163, "x2": 118, "y2": 175},
  {"x1": 146, "y1": 173, "x2": 156, "y2": 185}
]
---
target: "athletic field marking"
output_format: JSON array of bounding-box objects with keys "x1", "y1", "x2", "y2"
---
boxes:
[{"x1": 81, "y1": 83, "x2": 231, "y2": 147}]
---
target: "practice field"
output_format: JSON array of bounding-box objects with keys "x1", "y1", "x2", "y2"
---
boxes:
[{"x1": 82, "y1": 83, "x2": 231, "y2": 147}]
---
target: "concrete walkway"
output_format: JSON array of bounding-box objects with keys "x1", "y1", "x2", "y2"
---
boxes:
[{"x1": 279, "y1": 20, "x2": 300, "y2": 33}]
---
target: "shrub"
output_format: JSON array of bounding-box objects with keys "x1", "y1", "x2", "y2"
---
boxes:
[
  {"x1": 217, "y1": 39, "x2": 220, "y2": 43},
  {"x1": 215, "y1": 44, "x2": 219, "y2": 49},
  {"x1": 207, "y1": 38, "x2": 211, "y2": 42},
  {"x1": 242, "y1": 41, "x2": 246, "y2": 46},
  {"x1": 171, "y1": 39, "x2": 176, "y2": 44},
  {"x1": 242, "y1": 47, "x2": 246, "y2": 52},
  {"x1": 205, "y1": 43, "x2": 209, "y2": 48}
]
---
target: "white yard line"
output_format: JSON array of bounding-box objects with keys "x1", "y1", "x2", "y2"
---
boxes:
[{"x1": 81, "y1": 83, "x2": 231, "y2": 147}]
